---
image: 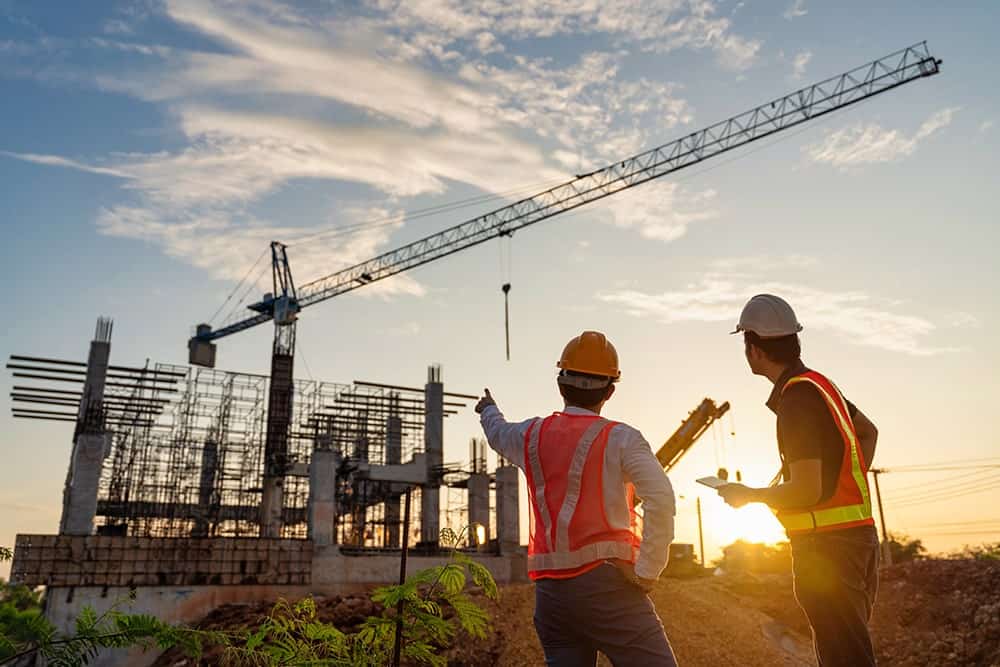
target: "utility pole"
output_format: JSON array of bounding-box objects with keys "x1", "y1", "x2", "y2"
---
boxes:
[
  {"x1": 870, "y1": 468, "x2": 893, "y2": 566},
  {"x1": 696, "y1": 497, "x2": 706, "y2": 569}
]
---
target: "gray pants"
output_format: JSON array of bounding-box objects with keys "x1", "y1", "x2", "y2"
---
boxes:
[
  {"x1": 533, "y1": 562, "x2": 677, "y2": 667},
  {"x1": 792, "y1": 527, "x2": 880, "y2": 667}
]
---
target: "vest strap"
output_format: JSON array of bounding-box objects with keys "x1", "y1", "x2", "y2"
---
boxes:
[
  {"x1": 526, "y1": 418, "x2": 553, "y2": 551},
  {"x1": 777, "y1": 374, "x2": 873, "y2": 534},
  {"x1": 527, "y1": 539, "x2": 634, "y2": 572}
]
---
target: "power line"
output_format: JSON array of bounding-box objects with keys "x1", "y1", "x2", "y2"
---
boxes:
[
  {"x1": 284, "y1": 177, "x2": 568, "y2": 247},
  {"x1": 882, "y1": 465, "x2": 1000, "y2": 473},
  {"x1": 890, "y1": 476, "x2": 1000, "y2": 510},
  {"x1": 882, "y1": 469, "x2": 989, "y2": 496},
  {"x1": 886, "y1": 469, "x2": 1000, "y2": 503}
]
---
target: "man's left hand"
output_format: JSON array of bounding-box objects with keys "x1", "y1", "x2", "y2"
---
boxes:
[{"x1": 717, "y1": 483, "x2": 758, "y2": 508}]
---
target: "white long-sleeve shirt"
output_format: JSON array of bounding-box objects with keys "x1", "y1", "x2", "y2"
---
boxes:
[{"x1": 480, "y1": 403, "x2": 676, "y2": 580}]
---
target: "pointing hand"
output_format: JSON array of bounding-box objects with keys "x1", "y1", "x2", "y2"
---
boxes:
[{"x1": 475, "y1": 388, "x2": 496, "y2": 414}]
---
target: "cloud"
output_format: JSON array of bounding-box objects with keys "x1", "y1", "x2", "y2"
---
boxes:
[
  {"x1": 980, "y1": 120, "x2": 994, "y2": 133},
  {"x1": 600, "y1": 181, "x2": 718, "y2": 242},
  {"x1": 805, "y1": 107, "x2": 960, "y2": 170},
  {"x1": 96, "y1": 204, "x2": 426, "y2": 301},
  {"x1": 791, "y1": 50, "x2": 812, "y2": 79},
  {"x1": 4, "y1": 0, "x2": 755, "y2": 296},
  {"x1": 372, "y1": 0, "x2": 762, "y2": 70},
  {"x1": 1, "y1": 151, "x2": 131, "y2": 178},
  {"x1": 710, "y1": 254, "x2": 818, "y2": 272},
  {"x1": 598, "y1": 266, "x2": 954, "y2": 356},
  {"x1": 783, "y1": 0, "x2": 807, "y2": 20}
]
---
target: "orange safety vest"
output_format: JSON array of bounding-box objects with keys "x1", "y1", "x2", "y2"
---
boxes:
[
  {"x1": 523, "y1": 413, "x2": 640, "y2": 581},
  {"x1": 776, "y1": 371, "x2": 875, "y2": 535}
]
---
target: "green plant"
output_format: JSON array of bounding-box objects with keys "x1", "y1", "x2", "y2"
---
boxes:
[
  {"x1": 886, "y1": 534, "x2": 927, "y2": 563},
  {"x1": 950, "y1": 542, "x2": 1000, "y2": 561},
  {"x1": 0, "y1": 548, "x2": 11, "y2": 563},
  {"x1": 0, "y1": 528, "x2": 499, "y2": 667},
  {"x1": 1, "y1": 591, "x2": 227, "y2": 667}
]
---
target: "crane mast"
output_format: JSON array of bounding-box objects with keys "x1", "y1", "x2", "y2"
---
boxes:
[{"x1": 184, "y1": 42, "x2": 940, "y2": 538}]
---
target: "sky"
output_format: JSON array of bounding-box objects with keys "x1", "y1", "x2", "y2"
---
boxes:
[{"x1": 2, "y1": 0, "x2": 999, "y2": 579}]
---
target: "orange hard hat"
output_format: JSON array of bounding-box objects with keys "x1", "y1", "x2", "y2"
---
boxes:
[{"x1": 556, "y1": 331, "x2": 621, "y2": 379}]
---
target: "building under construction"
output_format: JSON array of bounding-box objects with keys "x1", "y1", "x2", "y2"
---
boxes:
[{"x1": 9, "y1": 321, "x2": 522, "y2": 663}]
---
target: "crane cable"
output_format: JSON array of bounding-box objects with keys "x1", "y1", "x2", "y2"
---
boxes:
[
  {"x1": 499, "y1": 234, "x2": 513, "y2": 361},
  {"x1": 208, "y1": 246, "x2": 270, "y2": 325}
]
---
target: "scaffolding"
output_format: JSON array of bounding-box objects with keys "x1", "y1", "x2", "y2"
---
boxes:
[{"x1": 9, "y1": 354, "x2": 467, "y2": 543}]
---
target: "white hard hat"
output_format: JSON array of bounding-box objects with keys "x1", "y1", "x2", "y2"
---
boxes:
[{"x1": 731, "y1": 294, "x2": 803, "y2": 338}]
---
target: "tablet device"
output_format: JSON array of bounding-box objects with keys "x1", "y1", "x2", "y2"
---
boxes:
[{"x1": 696, "y1": 476, "x2": 730, "y2": 489}]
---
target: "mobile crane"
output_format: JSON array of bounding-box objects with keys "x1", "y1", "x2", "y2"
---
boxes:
[{"x1": 186, "y1": 43, "x2": 940, "y2": 536}]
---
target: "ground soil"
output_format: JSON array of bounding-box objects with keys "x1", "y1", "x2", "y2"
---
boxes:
[{"x1": 154, "y1": 558, "x2": 1000, "y2": 666}]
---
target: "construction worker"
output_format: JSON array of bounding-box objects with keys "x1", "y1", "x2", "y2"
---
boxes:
[
  {"x1": 718, "y1": 294, "x2": 881, "y2": 667},
  {"x1": 475, "y1": 331, "x2": 677, "y2": 666}
]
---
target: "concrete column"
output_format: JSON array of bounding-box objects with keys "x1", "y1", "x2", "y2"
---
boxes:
[
  {"x1": 193, "y1": 439, "x2": 219, "y2": 537},
  {"x1": 496, "y1": 465, "x2": 520, "y2": 555},
  {"x1": 262, "y1": 351, "x2": 294, "y2": 538},
  {"x1": 385, "y1": 410, "x2": 403, "y2": 547},
  {"x1": 60, "y1": 432, "x2": 111, "y2": 535},
  {"x1": 60, "y1": 319, "x2": 112, "y2": 535},
  {"x1": 308, "y1": 448, "x2": 338, "y2": 546},
  {"x1": 421, "y1": 366, "x2": 443, "y2": 545},
  {"x1": 467, "y1": 473, "x2": 490, "y2": 547}
]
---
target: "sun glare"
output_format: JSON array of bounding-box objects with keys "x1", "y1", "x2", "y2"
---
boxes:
[{"x1": 716, "y1": 504, "x2": 787, "y2": 545}]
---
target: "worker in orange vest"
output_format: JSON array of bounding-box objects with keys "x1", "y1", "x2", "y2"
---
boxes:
[
  {"x1": 475, "y1": 331, "x2": 677, "y2": 666},
  {"x1": 718, "y1": 294, "x2": 881, "y2": 667}
]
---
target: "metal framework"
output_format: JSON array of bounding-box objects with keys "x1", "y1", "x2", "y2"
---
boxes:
[
  {"x1": 8, "y1": 355, "x2": 470, "y2": 542},
  {"x1": 196, "y1": 41, "x2": 941, "y2": 344}
]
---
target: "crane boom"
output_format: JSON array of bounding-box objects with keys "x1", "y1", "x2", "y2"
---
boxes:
[
  {"x1": 656, "y1": 398, "x2": 731, "y2": 471},
  {"x1": 193, "y1": 41, "x2": 940, "y2": 347}
]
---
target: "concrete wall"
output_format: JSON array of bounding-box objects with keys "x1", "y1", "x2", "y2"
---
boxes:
[{"x1": 38, "y1": 546, "x2": 527, "y2": 667}]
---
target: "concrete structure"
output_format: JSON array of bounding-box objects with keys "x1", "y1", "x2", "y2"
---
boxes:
[
  {"x1": 421, "y1": 365, "x2": 444, "y2": 545},
  {"x1": 59, "y1": 432, "x2": 112, "y2": 536},
  {"x1": 12, "y1": 535, "x2": 526, "y2": 667},
  {"x1": 467, "y1": 473, "x2": 490, "y2": 546},
  {"x1": 496, "y1": 465, "x2": 520, "y2": 555},
  {"x1": 59, "y1": 319, "x2": 113, "y2": 536},
  {"x1": 307, "y1": 448, "x2": 338, "y2": 546}
]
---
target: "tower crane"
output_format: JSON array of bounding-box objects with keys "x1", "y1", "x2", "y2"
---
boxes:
[{"x1": 186, "y1": 43, "x2": 940, "y2": 537}]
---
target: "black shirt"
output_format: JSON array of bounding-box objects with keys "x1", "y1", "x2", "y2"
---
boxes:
[{"x1": 766, "y1": 360, "x2": 858, "y2": 505}]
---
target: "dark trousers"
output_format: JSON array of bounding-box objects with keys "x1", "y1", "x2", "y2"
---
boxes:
[
  {"x1": 791, "y1": 527, "x2": 880, "y2": 667},
  {"x1": 533, "y1": 562, "x2": 677, "y2": 667}
]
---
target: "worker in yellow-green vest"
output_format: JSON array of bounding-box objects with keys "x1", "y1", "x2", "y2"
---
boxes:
[
  {"x1": 718, "y1": 294, "x2": 881, "y2": 667},
  {"x1": 475, "y1": 331, "x2": 677, "y2": 666}
]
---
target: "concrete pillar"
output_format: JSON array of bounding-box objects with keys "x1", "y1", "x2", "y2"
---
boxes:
[
  {"x1": 385, "y1": 410, "x2": 402, "y2": 547},
  {"x1": 193, "y1": 439, "x2": 219, "y2": 537},
  {"x1": 496, "y1": 465, "x2": 520, "y2": 555},
  {"x1": 308, "y1": 448, "x2": 338, "y2": 546},
  {"x1": 262, "y1": 351, "x2": 294, "y2": 538},
  {"x1": 467, "y1": 473, "x2": 490, "y2": 547},
  {"x1": 60, "y1": 432, "x2": 111, "y2": 535},
  {"x1": 421, "y1": 366, "x2": 443, "y2": 545},
  {"x1": 60, "y1": 319, "x2": 112, "y2": 536}
]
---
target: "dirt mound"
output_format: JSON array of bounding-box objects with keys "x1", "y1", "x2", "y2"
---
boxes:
[
  {"x1": 153, "y1": 592, "x2": 506, "y2": 667},
  {"x1": 873, "y1": 558, "x2": 1000, "y2": 667},
  {"x1": 153, "y1": 558, "x2": 1000, "y2": 666},
  {"x1": 713, "y1": 558, "x2": 1000, "y2": 667}
]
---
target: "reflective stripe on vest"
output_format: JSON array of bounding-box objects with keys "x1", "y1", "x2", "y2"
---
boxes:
[
  {"x1": 524, "y1": 414, "x2": 636, "y2": 575},
  {"x1": 776, "y1": 373, "x2": 874, "y2": 534}
]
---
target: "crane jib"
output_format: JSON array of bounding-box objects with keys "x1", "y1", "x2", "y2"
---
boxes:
[{"x1": 193, "y1": 42, "x2": 940, "y2": 346}]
